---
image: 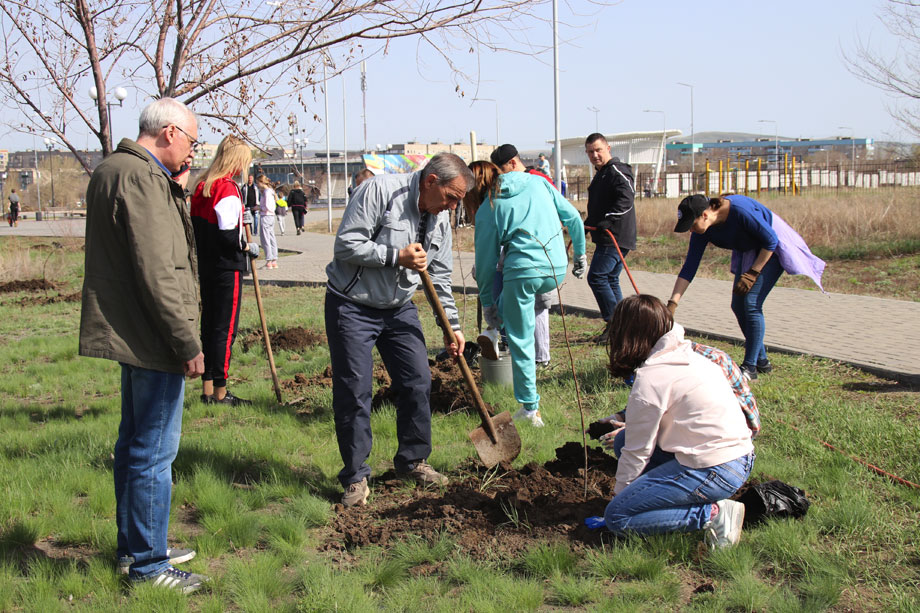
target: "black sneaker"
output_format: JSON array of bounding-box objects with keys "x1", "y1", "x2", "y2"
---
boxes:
[
  {"x1": 741, "y1": 365, "x2": 758, "y2": 382},
  {"x1": 199, "y1": 394, "x2": 212, "y2": 404},
  {"x1": 591, "y1": 322, "x2": 610, "y2": 344},
  {"x1": 205, "y1": 391, "x2": 251, "y2": 406},
  {"x1": 756, "y1": 360, "x2": 773, "y2": 374}
]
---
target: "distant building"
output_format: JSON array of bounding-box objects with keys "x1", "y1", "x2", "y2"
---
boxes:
[{"x1": 667, "y1": 137, "x2": 874, "y2": 165}]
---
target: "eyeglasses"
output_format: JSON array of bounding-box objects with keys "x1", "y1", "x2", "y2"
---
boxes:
[{"x1": 167, "y1": 124, "x2": 201, "y2": 152}]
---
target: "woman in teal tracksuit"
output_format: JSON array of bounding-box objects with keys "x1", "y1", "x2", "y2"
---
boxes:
[{"x1": 473, "y1": 164, "x2": 586, "y2": 426}]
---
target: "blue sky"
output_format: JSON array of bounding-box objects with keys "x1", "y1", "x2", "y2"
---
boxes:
[{"x1": 6, "y1": 0, "x2": 907, "y2": 152}]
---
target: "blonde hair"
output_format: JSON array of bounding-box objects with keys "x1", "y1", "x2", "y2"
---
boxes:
[
  {"x1": 462, "y1": 161, "x2": 501, "y2": 225},
  {"x1": 199, "y1": 135, "x2": 252, "y2": 197}
]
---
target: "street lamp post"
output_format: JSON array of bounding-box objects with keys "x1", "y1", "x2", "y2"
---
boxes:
[
  {"x1": 587, "y1": 106, "x2": 600, "y2": 133},
  {"x1": 31, "y1": 131, "x2": 42, "y2": 218},
  {"x1": 472, "y1": 98, "x2": 499, "y2": 145},
  {"x1": 677, "y1": 82, "x2": 694, "y2": 185},
  {"x1": 643, "y1": 109, "x2": 666, "y2": 195},
  {"x1": 838, "y1": 126, "x2": 856, "y2": 176},
  {"x1": 43, "y1": 138, "x2": 56, "y2": 209},
  {"x1": 88, "y1": 86, "x2": 128, "y2": 152},
  {"x1": 758, "y1": 119, "x2": 778, "y2": 165}
]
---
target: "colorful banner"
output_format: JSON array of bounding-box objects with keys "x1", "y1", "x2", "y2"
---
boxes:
[{"x1": 362, "y1": 154, "x2": 432, "y2": 175}]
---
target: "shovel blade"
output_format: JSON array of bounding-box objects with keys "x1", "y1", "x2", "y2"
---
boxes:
[{"x1": 469, "y1": 411, "x2": 521, "y2": 468}]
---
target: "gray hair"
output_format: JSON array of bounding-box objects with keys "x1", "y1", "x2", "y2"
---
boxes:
[
  {"x1": 138, "y1": 98, "x2": 196, "y2": 137},
  {"x1": 420, "y1": 152, "x2": 474, "y2": 191}
]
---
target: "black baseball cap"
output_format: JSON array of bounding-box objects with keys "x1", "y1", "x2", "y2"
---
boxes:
[
  {"x1": 490, "y1": 144, "x2": 518, "y2": 167},
  {"x1": 674, "y1": 194, "x2": 709, "y2": 232}
]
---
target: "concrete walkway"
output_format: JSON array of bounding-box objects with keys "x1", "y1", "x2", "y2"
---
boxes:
[{"x1": 5, "y1": 213, "x2": 919, "y2": 385}]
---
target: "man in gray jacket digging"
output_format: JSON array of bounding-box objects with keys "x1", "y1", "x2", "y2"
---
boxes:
[{"x1": 325, "y1": 153, "x2": 473, "y2": 507}]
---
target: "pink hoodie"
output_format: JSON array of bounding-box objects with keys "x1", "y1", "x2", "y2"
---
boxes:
[{"x1": 614, "y1": 324, "x2": 754, "y2": 495}]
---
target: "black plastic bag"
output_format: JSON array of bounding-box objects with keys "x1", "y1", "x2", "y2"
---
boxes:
[{"x1": 738, "y1": 480, "x2": 810, "y2": 525}]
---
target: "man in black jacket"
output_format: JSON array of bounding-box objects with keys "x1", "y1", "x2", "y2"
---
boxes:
[
  {"x1": 240, "y1": 174, "x2": 260, "y2": 234},
  {"x1": 583, "y1": 133, "x2": 637, "y2": 336}
]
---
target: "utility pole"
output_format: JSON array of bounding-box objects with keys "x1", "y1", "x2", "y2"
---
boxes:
[
  {"x1": 343, "y1": 73, "x2": 348, "y2": 196},
  {"x1": 361, "y1": 61, "x2": 368, "y2": 154}
]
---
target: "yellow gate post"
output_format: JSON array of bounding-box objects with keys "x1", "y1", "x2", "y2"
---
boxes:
[
  {"x1": 705, "y1": 160, "x2": 711, "y2": 196},
  {"x1": 757, "y1": 158, "x2": 762, "y2": 193},
  {"x1": 783, "y1": 153, "x2": 788, "y2": 195},
  {"x1": 791, "y1": 155, "x2": 797, "y2": 195}
]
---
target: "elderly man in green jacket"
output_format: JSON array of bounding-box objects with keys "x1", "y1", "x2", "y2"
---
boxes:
[{"x1": 79, "y1": 98, "x2": 208, "y2": 594}]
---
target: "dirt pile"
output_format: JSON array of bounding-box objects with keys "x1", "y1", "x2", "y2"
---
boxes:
[
  {"x1": 372, "y1": 359, "x2": 486, "y2": 414},
  {"x1": 0, "y1": 279, "x2": 56, "y2": 293},
  {"x1": 326, "y1": 442, "x2": 619, "y2": 558},
  {"x1": 241, "y1": 326, "x2": 326, "y2": 352}
]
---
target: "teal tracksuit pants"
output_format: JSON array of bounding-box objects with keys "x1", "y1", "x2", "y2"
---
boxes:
[{"x1": 499, "y1": 274, "x2": 562, "y2": 410}]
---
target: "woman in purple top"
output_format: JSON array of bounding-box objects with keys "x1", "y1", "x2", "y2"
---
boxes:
[{"x1": 666, "y1": 194, "x2": 825, "y2": 381}]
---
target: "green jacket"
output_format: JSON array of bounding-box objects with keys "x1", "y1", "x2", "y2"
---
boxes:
[{"x1": 79, "y1": 139, "x2": 201, "y2": 373}]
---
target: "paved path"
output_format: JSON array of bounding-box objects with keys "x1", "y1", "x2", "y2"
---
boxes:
[{"x1": 5, "y1": 214, "x2": 919, "y2": 385}]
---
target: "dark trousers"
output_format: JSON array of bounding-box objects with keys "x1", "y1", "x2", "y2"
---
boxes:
[
  {"x1": 324, "y1": 291, "x2": 432, "y2": 487},
  {"x1": 588, "y1": 244, "x2": 630, "y2": 322},
  {"x1": 292, "y1": 207, "x2": 305, "y2": 229},
  {"x1": 200, "y1": 269, "x2": 242, "y2": 388}
]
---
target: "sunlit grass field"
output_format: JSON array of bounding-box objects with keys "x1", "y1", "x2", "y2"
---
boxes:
[{"x1": 0, "y1": 238, "x2": 918, "y2": 611}]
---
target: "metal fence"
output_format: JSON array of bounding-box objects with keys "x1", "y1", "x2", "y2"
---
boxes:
[{"x1": 568, "y1": 161, "x2": 920, "y2": 201}]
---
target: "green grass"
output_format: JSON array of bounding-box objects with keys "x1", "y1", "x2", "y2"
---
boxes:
[{"x1": 0, "y1": 238, "x2": 918, "y2": 610}]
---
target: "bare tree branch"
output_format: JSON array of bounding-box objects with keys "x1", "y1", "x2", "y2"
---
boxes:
[
  {"x1": 844, "y1": 0, "x2": 920, "y2": 136},
  {"x1": 1, "y1": 0, "x2": 615, "y2": 174}
]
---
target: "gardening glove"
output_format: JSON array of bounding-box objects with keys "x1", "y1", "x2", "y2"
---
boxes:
[
  {"x1": 667, "y1": 299, "x2": 678, "y2": 316},
  {"x1": 572, "y1": 254, "x2": 588, "y2": 279},
  {"x1": 245, "y1": 242, "x2": 260, "y2": 259},
  {"x1": 596, "y1": 218, "x2": 614, "y2": 233},
  {"x1": 243, "y1": 209, "x2": 254, "y2": 225},
  {"x1": 598, "y1": 422, "x2": 625, "y2": 453},
  {"x1": 483, "y1": 304, "x2": 502, "y2": 329},
  {"x1": 733, "y1": 268, "x2": 760, "y2": 296},
  {"x1": 584, "y1": 516, "x2": 606, "y2": 530}
]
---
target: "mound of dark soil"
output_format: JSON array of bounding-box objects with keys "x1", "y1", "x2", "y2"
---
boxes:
[
  {"x1": 18, "y1": 291, "x2": 81, "y2": 306},
  {"x1": 325, "y1": 442, "x2": 619, "y2": 558},
  {"x1": 241, "y1": 326, "x2": 326, "y2": 352},
  {"x1": 0, "y1": 279, "x2": 56, "y2": 293},
  {"x1": 372, "y1": 359, "x2": 488, "y2": 414}
]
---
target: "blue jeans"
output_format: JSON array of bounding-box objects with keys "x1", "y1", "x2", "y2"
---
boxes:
[
  {"x1": 114, "y1": 364, "x2": 185, "y2": 579},
  {"x1": 250, "y1": 210, "x2": 260, "y2": 234},
  {"x1": 325, "y1": 292, "x2": 433, "y2": 487},
  {"x1": 588, "y1": 244, "x2": 629, "y2": 322},
  {"x1": 730, "y1": 256, "x2": 783, "y2": 368},
  {"x1": 605, "y1": 452, "x2": 754, "y2": 535}
]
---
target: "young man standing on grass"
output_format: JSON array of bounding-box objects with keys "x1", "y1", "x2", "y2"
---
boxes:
[
  {"x1": 324, "y1": 153, "x2": 472, "y2": 508},
  {"x1": 583, "y1": 133, "x2": 637, "y2": 341},
  {"x1": 79, "y1": 98, "x2": 209, "y2": 594}
]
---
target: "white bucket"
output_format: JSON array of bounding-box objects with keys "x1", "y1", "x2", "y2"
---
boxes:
[{"x1": 480, "y1": 352, "x2": 514, "y2": 387}]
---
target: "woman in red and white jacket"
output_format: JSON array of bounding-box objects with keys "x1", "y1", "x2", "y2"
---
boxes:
[{"x1": 190, "y1": 135, "x2": 258, "y2": 406}]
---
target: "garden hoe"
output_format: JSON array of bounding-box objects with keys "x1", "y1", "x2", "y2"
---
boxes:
[{"x1": 419, "y1": 269, "x2": 521, "y2": 468}]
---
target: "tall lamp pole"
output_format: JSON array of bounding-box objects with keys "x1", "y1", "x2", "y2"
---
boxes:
[
  {"x1": 343, "y1": 72, "x2": 348, "y2": 195},
  {"x1": 360, "y1": 61, "x2": 368, "y2": 154},
  {"x1": 89, "y1": 86, "x2": 128, "y2": 152},
  {"x1": 677, "y1": 82, "x2": 694, "y2": 184},
  {"x1": 31, "y1": 130, "x2": 42, "y2": 218},
  {"x1": 472, "y1": 98, "x2": 499, "y2": 145},
  {"x1": 643, "y1": 109, "x2": 666, "y2": 194},
  {"x1": 323, "y1": 58, "x2": 332, "y2": 232},
  {"x1": 43, "y1": 138, "x2": 56, "y2": 209},
  {"x1": 288, "y1": 116, "x2": 299, "y2": 181},
  {"x1": 551, "y1": 0, "x2": 562, "y2": 187},
  {"x1": 838, "y1": 126, "x2": 855, "y2": 175},
  {"x1": 587, "y1": 106, "x2": 600, "y2": 133},
  {"x1": 758, "y1": 119, "x2": 778, "y2": 165}
]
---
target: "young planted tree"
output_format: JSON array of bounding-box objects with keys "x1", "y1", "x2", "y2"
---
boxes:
[{"x1": 0, "y1": 0, "x2": 567, "y2": 175}]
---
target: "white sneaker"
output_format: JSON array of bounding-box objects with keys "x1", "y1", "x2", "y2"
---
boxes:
[
  {"x1": 477, "y1": 328, "x2": 501, "y2": 361},
  {"x1": 705, "y1": 499, "x2": 745, "y2": 549},
  {"x1": 513, "y1": 406, "x2": 545, "y2": 427}
]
